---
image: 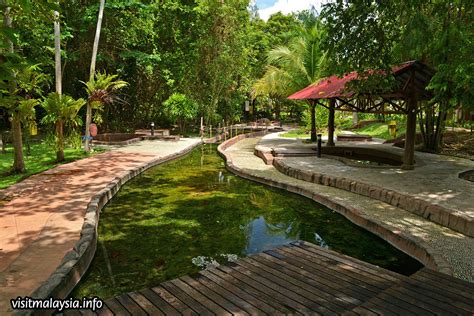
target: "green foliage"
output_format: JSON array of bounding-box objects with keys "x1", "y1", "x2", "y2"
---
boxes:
[
  {"x1": 0, "y1": 64, "x2": 47, "y2": 121},
  {"x1": 352, "y1": 121, "x2": 409, "y2": 141},
  {"x1": 163, "y1": 93, "x2": 198, "y2": 134},
  {"x1": 41, "y1": 93, "x2": 86, "y2": 160},
  {"x1": 41, "y1": 93, "x2": 86, "y2": 127},
  {"x1": 81, "y1": 72, "x2": 127, "y2": 108},
  {"x1": 321, "y1": 0, "x2": 474, "y2": 151},
  {"x1": 253, "y1": 21, "x2": 326, "y2": 98}
]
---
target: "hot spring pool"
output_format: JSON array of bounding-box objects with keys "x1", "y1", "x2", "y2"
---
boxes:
[{"x1": 72, "y1": 144, "x2": 422, "y2": 299}]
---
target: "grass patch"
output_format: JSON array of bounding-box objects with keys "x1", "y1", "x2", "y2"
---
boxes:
[
  {"x1": 0, "y1": 143, "x2": 105, "y2": 189},
  {"x1": 352, "y1": 122, "x2": 407, "y2": 140},
  {"x1": 280, "y1": 129, "x2": 311, "y2": 138}
]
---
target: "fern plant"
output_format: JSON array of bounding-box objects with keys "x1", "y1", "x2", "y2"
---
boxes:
[{"x1": 41, "y1": 93, "x2": 86, "y2": 161}]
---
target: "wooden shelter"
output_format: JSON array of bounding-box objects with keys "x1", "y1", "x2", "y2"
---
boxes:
[{"x1": 288, "y1": 60, "x2": 435, "y2": 169}]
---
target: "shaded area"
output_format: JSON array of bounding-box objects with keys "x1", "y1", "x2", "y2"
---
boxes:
[
  {"x1": 459, "y1": 170, "x2": 474, "y2": 182},
  {"x1": 72, "y1": 144, "x2": 421, "y2": 299}
]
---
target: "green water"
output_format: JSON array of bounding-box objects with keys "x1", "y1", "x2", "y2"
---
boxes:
[{"x1": 72, "y1": 144, "x2": 422, "y2": 299}]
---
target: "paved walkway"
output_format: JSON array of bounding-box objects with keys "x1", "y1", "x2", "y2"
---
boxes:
[
  {"x1": 223, "y1": 137, "x2": 474, "y2": 283},
  {"x1": 0, "y1": 139, "x2": 201, "y2": 313},
  {"x1": 259, "y1": 133, "x2": 474, "y2": 221}
]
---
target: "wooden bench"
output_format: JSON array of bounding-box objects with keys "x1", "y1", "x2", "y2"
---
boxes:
[{"x1": 337, "y1": 133, "x2": 373, "y2": 142}]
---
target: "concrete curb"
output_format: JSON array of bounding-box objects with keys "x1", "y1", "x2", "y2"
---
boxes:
[
  {"x1": 218, "y1": 134, "x2": 454, "y2": 278},
  {"x1": 272, "y1": 158, "x2": 473, "y2": 238},
  {"x1": 22, "y1": 141, "x2": 202, "y2": 316}
]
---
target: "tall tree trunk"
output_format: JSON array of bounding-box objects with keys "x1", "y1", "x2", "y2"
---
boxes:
[
  {"x1": 352, "y1": 112, "x2": 359, "y2": 127},
  {"x1": 85, "y1": 0, "x2": 105, "y2": 152},
  {"x1": 402, "y1": 97, "x2": 417, "y2": 170},
  {"x1": 11, "y1": 117, "x2": 24, "y2": 172},
  {"x1": 327, "y1": 99, "x2": 335, "y2": 146},
  {"x1": 3, "y1": 2, "x2": 24, "y2": 172},
  {"x1": 56, "y1": 120, "x2": 64, "y2": 162},
  {"x1": 309, "y1": 101, "x2": 316, "y2": 142},
  {"x1": 54, "y1": 10, "x2": 62, "y2": 95},
  {"x1": 54, "y1": 10, "x2": 64, "y2": 161}
]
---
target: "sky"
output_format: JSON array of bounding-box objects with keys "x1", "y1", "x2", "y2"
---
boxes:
[{"x1": 255, "y1": 0, "x2": 324, "y2": 21}]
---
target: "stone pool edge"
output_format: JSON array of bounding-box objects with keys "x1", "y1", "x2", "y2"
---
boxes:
[
  {"x1": 218, "y1": 133, "x2": 453, "y2": 277},
  {"x1": 25, "y1": 140, "x2": 203, "y2": 315}
]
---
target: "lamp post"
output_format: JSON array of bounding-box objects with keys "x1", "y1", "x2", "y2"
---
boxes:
[
  {"x1": 150, "y1": 122, "x2": 155, "y2": 136},
  {"x1": 317, "y1": 134, "x2": 322, "y2": 158}
]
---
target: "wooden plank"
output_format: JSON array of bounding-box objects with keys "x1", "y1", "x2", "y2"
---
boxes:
[
  {"x1": 262, "y1": 250, "x2": 376, "y2": 301},
  {"x1": 191, "y1": 274, "x2": 261, "y2": 315},
  {"x1": 362, "y1": 296, "x2": 417, "y2": 316},
  {"x1": 277, "y1": 247, "x2": 385, "y2": 294},
  {"x1": 387, "y1": 286, "x2": 459, "y2": 315},
  {"x1": 128, "y1": 291, "x2": 165, "y2": 315},
  {"x1": 104, "y1": 298, "x2": 131, "y2": 316},
  {"x1": 293, "y1": 242, "x2": 402, "y2": 281},
  {"x1": 345, "y1": 306, "x2": 380, "y2": 316},
  {"x1": 180, "y1": 275, "x2": 247, "y2": 315},
  {"x1": 148, "y1": 286, "x2": 196, "y2": 316},
  {"x1": 161, "y1": 281, "x2": 214, "y2": 315},
  {"x1": 399, "y1": 278, "x2": 474, "y2": 313},
  {"x1": 419, "y1": 267, "x2": 474, "y2": 293},
  {"x1": 254, "y1": 252, "x2": 367, "y2": 306},
  {"x1": 369, "y1": 289, "x2": 435, "y2": 316},
  {"x1": 140, "y1": 288, "x2": 182, "y2": 315},
  {"x1": 171, "y1": 278, "x2": 232, "y2": 315},
  {"x1": 286, "y1": 245, "x2": 398, "y2": 286},
  {"x1": 282, "y1": 245, "x2": 396, "y2": 288},
  {"x1": 216, "y1": 265, "x2": 308, "y2": 314},
  {"x1": 222, "y1": 263, "x2": 333, "y2": 315},
  {"x1": 416, "y1": 268, "x2": 474, "y2": 299},
  {"x1": 240, "y1": 256, "x2": 347, "y2": 313},
  {"x1": 200, "y1": 269, "x2": 280, "y2": 315},
  {"x1": 276, "y1": 247, "x2": 431, "y2": 313},
  {"x1": 96, "y1": 304, "x2": 114, "y2": 316},
  {"x1": 116, "y1": 294, "x2": 147, "y2": 316}
]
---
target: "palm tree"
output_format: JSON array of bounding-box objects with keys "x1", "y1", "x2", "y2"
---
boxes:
[
  {"x1": 81, "y1": 72, "x2": 127, "y2": 124},
  {"x1": 253, "y1": 22, "x2": 326, "y2": 141},
  {"x1": 84, "y1": 0, "x2": 106, "y2": 152},
  {"x1": 41, "y1": 93, "x2": 86, "y2": 162},
  {"x1": 0, "y1": 65, "x2": 47, "y2": 172}
]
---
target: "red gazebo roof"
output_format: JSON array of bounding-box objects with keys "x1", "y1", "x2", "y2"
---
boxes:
[{"x1": 288, "y1": 61, "x2": 433, "y2": 101}]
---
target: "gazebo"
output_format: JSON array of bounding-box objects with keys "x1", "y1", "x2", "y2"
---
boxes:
[{"x1": 288, "y1": 60, "x2": 435, "y2": 170}]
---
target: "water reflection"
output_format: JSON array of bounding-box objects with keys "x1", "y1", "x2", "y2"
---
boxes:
[{"x1": 244, "y1": 216, "x2": 298, "y2": 254}]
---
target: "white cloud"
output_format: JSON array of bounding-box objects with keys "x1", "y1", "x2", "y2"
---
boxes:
[{"x1": 258, "y1": 0, "x2": 324, "y2": 21}]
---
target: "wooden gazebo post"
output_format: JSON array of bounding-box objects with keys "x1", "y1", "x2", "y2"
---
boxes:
[
  {"x1": 309, "y1": 100, "x2": 317, "y2": 142},
  {"x1": 402, "y1": 96, "x2": 417, "y2": 170},
  {"x1": 327, "y1": 99, "x2": 336, "y2": 146}
]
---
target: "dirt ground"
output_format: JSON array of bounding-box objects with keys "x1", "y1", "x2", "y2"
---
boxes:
[{"x1": 442, "y1": 131, "x2": 474, "y2": 160}]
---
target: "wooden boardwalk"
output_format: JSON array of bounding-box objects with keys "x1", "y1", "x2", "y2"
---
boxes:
[{"x1": 73, "y1": 241, "x2": 474, "y2": 315}]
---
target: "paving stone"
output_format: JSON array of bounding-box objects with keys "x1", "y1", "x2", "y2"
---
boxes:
[
  {"x1": 222, "y1": 136, "x2": 474, "y2": 284},
  {"x1": 0, "y1": 138, "x2": 201, "y2": 313}
]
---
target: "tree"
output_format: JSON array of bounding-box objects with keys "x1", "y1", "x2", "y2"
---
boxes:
[
  {"x1": 54, "y1": 9, "x2": 62, "y2": 95},
  {"x1": 1, "y1": 0, "x2": 57, "y2": 172},
  {"x1": 81, "y1": 72, "x2": 127, "y2": 125},
  {"x1": 0, "y1": 63, "x2": 46, "y2": 172},
  {"x1": 41, "y1": 93, "x2": 86, "y2": 161},
  {"x1": 84, "y1": 0, "x2": 105, "y2": 152},
  {"x1": 253, "y1": 22, "x2": 326, "y2": 141},
  {"x1": 321, "y1": 0, "x2": 474, "y2": 152},
  {"x1": 163, "y1": 93, "x2": 198, "y2": 135}
]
